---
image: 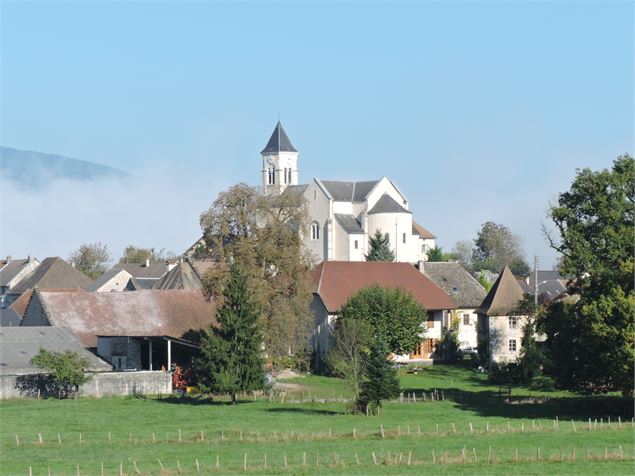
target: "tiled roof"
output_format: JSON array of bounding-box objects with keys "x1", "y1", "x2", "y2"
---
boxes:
[
  {"x1": 311, "y1": 261, "x2": 456, "y2": 313},
  {"x1": 0, "y1": 326, "x2": 111, "y2": 375},
  {"x1": 412, "y1": 221, "x2": 436, "y2": 239},
  {"x1": 334, "y1": 214, "x2": 365, "y2": 235},
  {"x1": 22, "y1": 290, "x2": 216, "y2": 348},
  {"x1": 0, "y1": 257, "x2": 39, "y2": 287},
  {"x1": 478, "y1": 265, "x2": 525, "y2": 316},
  {"x1": 153, "y1": 260, "x2": 215, "y2": 290},
  {"x1": 261, "y1": 121, "x2": 297, "y2": 154},
  {"x1": 10, "y1": 257, "x2": 92, "y2": 294},
  {"x1": 421, "y1": 262, "x2": 486, "y2": 308},
  {"x1": 320, "y1": 180, "x2": 379, "y2": 202},
  {"x1": 367, "y1": 194, "x2": 411, "y2": 214},
  {"x1": 112, "y1": 261, "x2": 171, "y2": 279},
  {"x1": 9, "y1": 289, "x2": 34, "y2": 317}
]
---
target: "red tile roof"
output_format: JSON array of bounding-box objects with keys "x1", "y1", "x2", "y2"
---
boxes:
[
  {"x1": 22, "y1": 290, "x2": 215, "y2": 347},
  {"x1": 311, "y1": 261, "x2": 456, "y2": 313}
]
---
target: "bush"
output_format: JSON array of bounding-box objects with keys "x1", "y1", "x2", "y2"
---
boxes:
[{"x1": 30, "y1": 348, "x2": 91, "y2": 399}]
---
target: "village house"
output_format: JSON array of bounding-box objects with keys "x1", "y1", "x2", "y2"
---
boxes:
[
  {"x1": 85, "y1": 268, "x2": 138, "y2": 292},
  {"x1": 152, "y1": 258, "x2": 215, "y2": 290},
  {"x1": 19, "y1": 289, "x2": 215, "y2": 371},
  {"x1": 310, "y1": 261, "x2": 457, "y2": 363},
  {"x1": 111, "y1": 259, "x2": 177, "y2": 289},
  {"x1": 0, "y1": 256, "x2": 40, "y2": 306},
  {"x1": 419, "y1": 261, "x2": 487, "y2": 350},
  {"x1": 476, "y1": 265, "x2": 528, "y2": 364},
  {"x1": 1, "y1": 257, "x2": 93, "y2": 327},
  {"x1": 260, "y1": 122, "x2": 437, "y2": 263}
]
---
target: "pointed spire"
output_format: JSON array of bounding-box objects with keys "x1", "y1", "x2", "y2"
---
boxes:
[
  {"x1": 477, "y1": 265, "x2": 525, "y2": 316},
  {"x1": 261, "y1": 121, "x2": 297, "y2": 154}
]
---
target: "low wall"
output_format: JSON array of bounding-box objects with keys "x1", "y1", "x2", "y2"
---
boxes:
[{"x1": 0, "y1": 371, "x2": 171, "y2": 399}]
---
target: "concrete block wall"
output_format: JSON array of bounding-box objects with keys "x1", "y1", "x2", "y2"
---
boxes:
[{"x1": 0, "y1": 371, "x2": 171, "y2": 399}]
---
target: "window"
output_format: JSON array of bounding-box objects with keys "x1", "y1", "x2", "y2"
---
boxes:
[
  {"x1": 287, "y1": 168, "x2": 292, "y2": 183},
  {"x1": 354, "y1": 240, "x2": 358, "y2": 249},
  {"x1": 267, "y1": 167, "x2": 273, "y2": 185},
  {"x1": 311, "y1": 223, "x2": 320, "y2": 240},
  {"x1": 509, "y1": 339, "x2": 517, "y2": 352},
  {"x1": 508, "y1": 316, "x2": 518, "y2": 329},
  {"x1": 463, "y1": 313, "x2": 470, "y2": 326},
  {"x1": 427, "y1": 318, "x2": 435, "y2": 329},
  {"x1": 284, "y1": 167, "x2": 288, "y2": 184},
  {"x1": 402, "y1": 232, "x2": 406, "y2": 244}
]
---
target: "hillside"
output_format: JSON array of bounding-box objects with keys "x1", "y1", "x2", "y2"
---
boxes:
[{"x1": 0, "y1": 146, "x2": 128, "y2": 187}]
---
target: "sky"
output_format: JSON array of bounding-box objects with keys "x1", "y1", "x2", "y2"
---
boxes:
[{"x1": 1, "y1": 1, "x2": 633, "y2": 267}]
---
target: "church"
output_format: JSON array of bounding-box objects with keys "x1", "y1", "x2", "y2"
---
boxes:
[{"x1": 260, "y1": 121, "x2": 436, "y2": 263}]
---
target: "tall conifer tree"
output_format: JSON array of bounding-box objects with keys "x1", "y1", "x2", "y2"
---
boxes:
[
  {"x1": 197, "y1": 263, "x2": 266, "y2": 404},
  {"x1": 357, "y1": 339, "x2": 400, "y2": 414},
  {"x1": 365, "y1": 230, "x2": 395, "y2": 262}
]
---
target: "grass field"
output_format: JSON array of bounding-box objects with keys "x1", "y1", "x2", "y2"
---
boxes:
[{"x1": 1, "y1": 365, "x2": 633, "y2": 475}]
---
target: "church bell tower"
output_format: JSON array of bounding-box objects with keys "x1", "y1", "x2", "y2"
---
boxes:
[{"x1": 261, "y1": 121, "x2": 299, "y2": 195}]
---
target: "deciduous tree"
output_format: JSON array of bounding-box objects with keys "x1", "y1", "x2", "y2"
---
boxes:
[
  {"x1": 199, "y1": 184, "x2": 313, "y2": 363},
  {"x1": 325, "y1": 318, "x2": 371, "y2": 408},
  {"x1": 31, "y1": 349, "x2": 91, "y2": 399},
  {"x1": 473, "y1": 222, "x2": 530, "y2": 276},
  {"x1": 338, "y1": 286, "x2": 427, "y2": 355},
  {"x1": 68, "y1": 242, "x2": 110, "y2": 279},
  {"x1": 541, "y1": 155, "x2": 634, "y2": 395}
]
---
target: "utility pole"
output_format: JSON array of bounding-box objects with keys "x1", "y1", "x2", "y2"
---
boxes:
[{"x1": 534, "y1": 255, "x2": 539, "y2": 308}]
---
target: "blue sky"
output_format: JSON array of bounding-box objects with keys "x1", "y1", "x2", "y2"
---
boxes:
[{"x1": 1, "y1": 1, "x2": 633, "y2": 266}]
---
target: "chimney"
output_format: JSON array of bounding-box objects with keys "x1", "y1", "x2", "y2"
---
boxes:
[{"x1": 145, "y1": 259, "x2": 150, "y2": 268}]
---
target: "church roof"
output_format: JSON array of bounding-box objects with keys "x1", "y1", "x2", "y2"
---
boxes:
[
  {"x1": 477, "y1": 265, "x2": 525, "y2": 316},
  {"x1": 334, "y1": 214, "x2": 365, "y2": 234},
  {"x1": 368, "y1": 194, "x2": 411, "y2": 214},
  {"x1": 320, "y1": 180, "x2": 379, "y2": 201},
  {"x1": 261, "y1": 121, "x2": 297, "y2": 154},
  {"x1": 412, "y1": 221, "x2": 436, "y2": 239}
]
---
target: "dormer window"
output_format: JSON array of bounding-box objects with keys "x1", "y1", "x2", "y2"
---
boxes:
[{"x1": 311, "y1": 223, "x2": 320, "y2": 240}]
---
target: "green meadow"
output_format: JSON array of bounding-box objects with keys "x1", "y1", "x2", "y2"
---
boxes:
[{"x1": 1, "y1": 365, "x2": 633, "y2": 475}]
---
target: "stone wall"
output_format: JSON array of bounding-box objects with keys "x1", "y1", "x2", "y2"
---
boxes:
[{"x1": 0, "y1": 371, "x2": 171, "y2": 399}]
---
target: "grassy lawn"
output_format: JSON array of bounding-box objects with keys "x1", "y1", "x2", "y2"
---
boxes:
[{"x1": 1, "y1": 365, "x2": 633, "y2": 475}]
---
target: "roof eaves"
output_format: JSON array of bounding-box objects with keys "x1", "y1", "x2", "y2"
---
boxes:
[{"x1": 314, "y1": 178, "x2": 333, "y2": 200}]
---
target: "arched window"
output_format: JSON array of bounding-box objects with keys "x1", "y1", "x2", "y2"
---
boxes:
[
  {"x1": 268, "y1": 167, "x2": 274, "y2": 185},
  {"x1": 311, "y1": 222, "x2": 320, "y2": 240},
  {"x1": 287, "y1": 168, "x2": 292, "y2": 183},
  {"x1": 284, "y1": 167, "x2": 288, "y2": 184}
]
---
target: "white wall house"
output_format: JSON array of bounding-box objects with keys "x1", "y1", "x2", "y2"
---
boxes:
[
  {"x1": 309, "y1": 261, "x2": 457, "y2": 364},
  {"x1": 259, "y1": 122, "x2": 437, "y2": 263},
  {"x1": 419, "y1": 261, "x2": 487, "y2": 350}
]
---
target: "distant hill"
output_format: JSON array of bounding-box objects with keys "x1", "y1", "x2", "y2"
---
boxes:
[{"x1": 0, "y1": 146, "x2": 128, "y2": 187}]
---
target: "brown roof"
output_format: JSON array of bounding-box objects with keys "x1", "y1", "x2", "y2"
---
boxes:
[
  {"x1": 10, "y1": 257, "x2": 92, "y2": 294},
  {"x1": 311, "y1": 261, "x2": 456, "y2": 313},
  {"x1": 22, "y1": 290, "x2": 215, "y2": 347},
  {"x1": 153, "y1": 260, "x2": 215, "y2": 290},
  {"x1": 478, "y1": 265, "x2": 525, "y2": 316},
  {"x1": 10, "y1": 289, "x2": 34, "y2": 317},
  {"x1": 412, "y1": 221, "x2": 436, "y2": 239}
]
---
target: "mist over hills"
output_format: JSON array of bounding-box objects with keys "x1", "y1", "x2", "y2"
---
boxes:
[{"x1": 0, "y1": 146, "x2": 128, "y2": 187}]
